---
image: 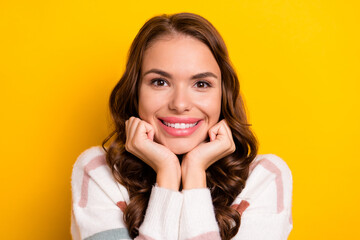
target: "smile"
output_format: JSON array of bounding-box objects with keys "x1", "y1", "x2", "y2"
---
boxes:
[
  {"x1": 161, "y1": 121, "x2": 198, "y2": 129},
  {"x1": 158, "y1": 117, "x2": 202, "y2": 137}
]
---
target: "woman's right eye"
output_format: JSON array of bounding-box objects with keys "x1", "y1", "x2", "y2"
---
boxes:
[{"x1": 151, "y1": 78, "x2": 168, "y2": 87}]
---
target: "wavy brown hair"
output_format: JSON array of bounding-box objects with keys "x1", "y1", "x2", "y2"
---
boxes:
[{"x1": 102, "y1": 12, "x2": 258, "y2": 240}]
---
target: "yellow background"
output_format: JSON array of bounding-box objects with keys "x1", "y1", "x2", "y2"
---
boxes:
[{"x1": 1, "y1": 0, "x2": 359, "y2": 239}]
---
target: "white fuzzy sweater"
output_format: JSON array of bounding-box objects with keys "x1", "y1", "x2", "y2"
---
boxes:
[{"x1": 71, "y1": 146, "x2": 293, "y2": 240}]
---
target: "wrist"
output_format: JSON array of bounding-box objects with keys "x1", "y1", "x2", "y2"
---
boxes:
[
  {"x1": 156, "y1": 163, "x2": 181, "y2": 191},
  {"x1": 181, "y1": 162, "x2": 207, "y2": 190}
]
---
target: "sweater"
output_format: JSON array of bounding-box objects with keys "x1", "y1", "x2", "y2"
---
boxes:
[{"x1": 71, "y1": 146, "x2": 293, "y2": 240}]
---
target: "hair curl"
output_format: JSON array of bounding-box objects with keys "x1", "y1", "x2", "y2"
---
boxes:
[{"x1": 102, "y1": 12, "x2": 258, "y2": 240}]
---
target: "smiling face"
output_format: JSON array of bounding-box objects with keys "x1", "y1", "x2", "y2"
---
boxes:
[{"x1": 138, "y1": 34, "x2": 222, "y2": 154}]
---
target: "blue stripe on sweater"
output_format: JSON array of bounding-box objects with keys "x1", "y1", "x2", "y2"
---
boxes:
[{"x1": 84, "y1": 228, "x2": 131, "y2": 240}]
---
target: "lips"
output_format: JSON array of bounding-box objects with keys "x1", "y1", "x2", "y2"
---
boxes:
[{"x1": 158, "y1": 117, "x2": 202, "y2": 136}]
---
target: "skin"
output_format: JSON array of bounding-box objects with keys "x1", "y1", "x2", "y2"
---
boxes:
[{"x1": 125, "y1": 34, "x2": 235, "y2": 191}]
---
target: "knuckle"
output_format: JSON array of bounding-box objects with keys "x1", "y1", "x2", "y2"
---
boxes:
[
  {"x1": 131, "y1": 139, "x2": 141, "y2": 151},
  {"x1": 125, "y1": 140, "x2": 136, "y2": 153},
  {"x1": 226, "y1": 142, "x2": 235, "y2": 153},
  {"x1": 132, "y1": 141, "x2": 138, "y2": 150},
  {"x1": 124, "y1": 143, "x2": 130, "y2": 152}
]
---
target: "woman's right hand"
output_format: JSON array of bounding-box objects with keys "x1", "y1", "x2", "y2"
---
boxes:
[{"x1": 125, "y1": 117, "x2": 181, "y2": 190}]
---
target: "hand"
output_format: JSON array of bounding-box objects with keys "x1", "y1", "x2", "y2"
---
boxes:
[
  {"x1": 181, "y1": 119, "x2": 236, "y2": 189},
  {"x1": 125, "y1": 117, "x2": 181, "y2": 190}
]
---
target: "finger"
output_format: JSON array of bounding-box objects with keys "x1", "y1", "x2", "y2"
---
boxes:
[
  {"x1": 141, "y1": 120, "x2": 155, "y2": 141},
  {"x1": 125, "y1": 119, "x2": 130, "y2": 138},
  {"x1": 221, "y1": 119, "x2": 233, "y2": 138},
  {"x1": 125, "y1": 117, "x2": 139, "y2": 152},
  {"x1": 209, "y1": 120, "x2": 235, "y2": 156},
  {"x1": 134, "y1": 120, "x2": 154, "y2": 142},
  {"x1": 209, "y1": 128, "x2": 217, "y2": 141},
  {"x1": 208, "y1": 121, "x2": 222, "y2": 141},
  {"x1": 214, "y1": 120, "x2": 233, "y2": 143},
  {"x1": 125, "y1": 118, "x2": 134, "y2": 137},
  {"x1": 208, "y1": 121, "x2": 227, "y2": 141},
  {"x1": 220, "y1": 120, "x2": 236, "y2": 153},
  {"x1": 128, "y1": 117, "x2": 141, "y2": 139},
  {"x1": 125, "y1": 117, "x2": 135, "y2": 135}
]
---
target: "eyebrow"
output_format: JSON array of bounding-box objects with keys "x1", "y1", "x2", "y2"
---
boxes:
[{"x1": 143, "y1": 68, "x2": 218, "y2": 79}]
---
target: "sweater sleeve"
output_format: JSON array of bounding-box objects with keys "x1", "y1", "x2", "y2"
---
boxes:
[
  {"x1": 137, "y1": 186, "x2": 183, "y2": 240},
  {"x1": 179, "y1": 188, "x2": 221, "y2": 240},
  {"x1": 231, "y1": 154, "x2": 293, "y2": 240},
  {"x1": 71, "y1": 146, "x2": 184, "y2": 240}
]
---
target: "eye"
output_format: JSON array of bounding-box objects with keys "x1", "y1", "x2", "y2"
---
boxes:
[
  {"x1": 194, "y1": 80, "x2": 211, "y2": 88},
  {"x1": 151, "y1": 78, "x2": 169, "y2": 87}
]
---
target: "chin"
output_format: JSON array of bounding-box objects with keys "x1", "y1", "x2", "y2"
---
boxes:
[
  {"x1": 165, "y1": 141, "x2": 198, "y2": 155},
  {"x1": 169, "y1": 146, "x2": 192, "y2": 155}
]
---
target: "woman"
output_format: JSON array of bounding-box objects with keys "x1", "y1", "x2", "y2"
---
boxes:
[{"x1": 71, "y1": 13, "x2": 293, "y2": 240}]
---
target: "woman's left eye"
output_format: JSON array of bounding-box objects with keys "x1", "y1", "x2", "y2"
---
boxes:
[{"x1": 194, "y1": 81, "x2": 211, "y2": 88}]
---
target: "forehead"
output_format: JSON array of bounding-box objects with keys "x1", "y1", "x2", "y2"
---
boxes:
[{"x1": 141, "y1": 34, "x2": 221, "y2": 78}]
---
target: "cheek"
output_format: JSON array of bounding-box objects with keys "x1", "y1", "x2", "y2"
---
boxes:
[
  {"x1": 138, "y1": 91, "x2": 150, "y2": 120},
  {"x1": 138, "y1": 99, "x2": 153, "y2": 121},
  {"x1": 197, "y1": 93, "x2": 222, "y2": 123},
  {"x1": 138, "y1": 91, "x2": 163, "y2": 121}
]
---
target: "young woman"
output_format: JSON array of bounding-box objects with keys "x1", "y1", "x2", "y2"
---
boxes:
[{"x1": 71, "y1": 13, "x2": 293, "y2": 240}]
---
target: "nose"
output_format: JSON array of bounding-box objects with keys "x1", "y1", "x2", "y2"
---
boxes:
[{"x1": 168, "y1": 86, "x2": 192, "y2": 113}]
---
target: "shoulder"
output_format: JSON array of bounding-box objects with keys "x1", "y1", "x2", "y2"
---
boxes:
[
  {"x1": 234, "y1": 154, "x2": 293, "y2": 215},
  {"x1": 71, "y1": 146, "x2": 108, "y2": 198},
  {"x1": 249, "y1": 153, "x2": 292, "y2": 200},
  {"x1": 72, "y1": 146, "x2": 106, "y2": 171},
  {"x1": 250, "y1": 154, "x2": 292, "y2": 182},
  {"x1": 71, "y1": 146, "x2": 131, "y2": 239},
  {"x1": 71, "y1": 146, "x2": 129, "y2": 208},
  {"x1": 232, "y1": 154, "x2": 293, "y2": 239}
]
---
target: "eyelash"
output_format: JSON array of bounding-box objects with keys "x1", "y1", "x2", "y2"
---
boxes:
[
  {"x1": 194, "y1": 80, "x2": 212, "y2": 88},
  {"x1": 150, "y1": 78, "x2": 169, "y2": 87},
  {"x1": 149, "y1": 78, "x2": 212, "y2": 89}
]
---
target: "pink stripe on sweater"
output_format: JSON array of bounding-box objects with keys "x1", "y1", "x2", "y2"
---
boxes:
[
  {"x1": 116, "y1": 201, "x2": 127, "y2": 212},
  {"x1": 135, "y1": 234, "x2": 156, "y2": 240},
  {"x1": 78, "y1": 155, "x2": 106, "y2": 208},
  {"x1": 231, "y1": 200, "x2": 250, "y2": 215},
  {"x1": 249, "y1": 159, "x2": 260, "y2": 172},
  {"x1": 186, "y1": 231, "x2": 221, "y2": 240},
  {"x1": 249, "y1": 158, "x2": 284, "y2": 213}
]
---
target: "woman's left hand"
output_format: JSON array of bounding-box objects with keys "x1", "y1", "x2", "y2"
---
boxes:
[{"x1": 181, "y1": 119, "x2": 236, "y2": 189}]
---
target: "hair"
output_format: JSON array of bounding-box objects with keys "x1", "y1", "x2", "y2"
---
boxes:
[{"x1": 102, "y1": 12, "x2": 258, "y2": 240}]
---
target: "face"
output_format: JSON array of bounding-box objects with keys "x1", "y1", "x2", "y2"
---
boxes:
[{"x1": 138, "y1": 34, "x2": 222, "y2": 154}]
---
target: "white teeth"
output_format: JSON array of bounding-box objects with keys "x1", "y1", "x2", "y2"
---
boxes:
[{"x1": 163, "y1": 121, "x2": 197, "y2": 129}]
